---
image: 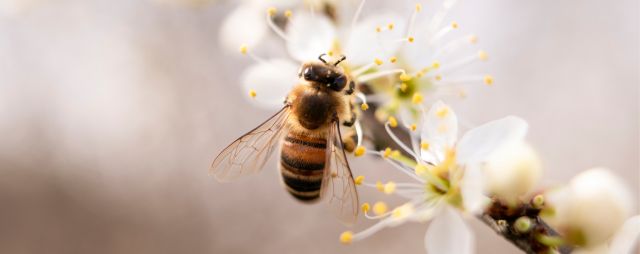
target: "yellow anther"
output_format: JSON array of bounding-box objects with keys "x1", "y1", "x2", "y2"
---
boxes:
[
  {"x1": 383, "y1": 147, "x2": 392, "y2": 158},
  {"x1": 249, "y1": 89, "x2": 257, "y2": 98},
  {"x1": 415, "y1": 3, "x2": 422, "y2": 12},
  {"x1": 400, "y1": 83, "x2": 408, "y2": 92},
  {"x1": 399, "y1": 73, "x2": 412, "y2": 82},
  {"x1": 388, "y1": 116, "x2": 398, "y2": 128},
  {"x1": 354, "y1": 175, "x2": 365, "y2": 185},
  {"x1": 436, "y1": 106, "x2": 449, "y2": 118},
  {"x1": 391, "y1": 203, "x2": 415, "y2": 219},
  {"x1": 435, "y1": 75, "x2": 442, "y2": 81},
  {"x1": 383, "y1": 181, "x2": 396, "y2": 194},
  {"x1": 420, "y1": 141, "x2": 430, "y2": 150},
  {"x1": 478, "y1": 50, "x2": 488, "y2": 61},
  {"x1": 415, "y1": 72, "x2": 424, "y2": 78},
  {"x1": 361, "y1": 202, "x2": 371, "y2": 213},
  {"x1": 409, "y1": 123, "x2": 417, "y2": 131},
  {"x1": 375, "y1": 26, "x2": 382, "y2": 33},
  {"x1": 360, "y1": 103, "x2": 369, "y2": 111},
  {"x1": 412, "y1": 93, "x2": 424, "y2": 104},
  {"x1": 373, "y1": 201, "x2": 388, "y2": 215},
  {"x1": 431, "y1": 61, "x2": 440, "y2": 69},
  {"x1": 468, "y1": 34, "x2": 478, "y2": 44},
  {"x1": 483, "y1": 75, "x2": 494, "y2": 85},
  {"x1": 387, "y1": 23, "x2": 395, "y2": 30},
  {"x1": 340, "y1": 231, "x2": 353, "y2": 244},
  {"x1": 375, "y1": 181, "x2": 384, "y2": 191},
  {"x1": 327, "y1": 50, "x2": 334, "y2": 56},
  {"x1": 374, "y1": 58, "x2": 383, "y2": 66},
  {"x1": 267, "y1": 7, "x2": 277, "y2": 16},
  {"x1": 451, "y1": 21, "x2": 459, "y2": 29},
  {"x1": 354, "y1": 146, "x2": 366, "y2": 157},
  {"x1": 437, "y1": 148, "x2": 457, "y2": 173},
  {"x1": 415, "y1": 164, "x2": 428, "y2": 176},
  {"x1": 239, "y1": 44, "x2": 248, "y2": 55},
  {"x1": 390, "y1": 150, "x2": 401, "y2": 159},
  {"x1": 407, "y1": 36, "x2": 415, "y2": 43},
  {"x1": 389, "y1": 56, "x2": 397, "y2": 63},
  {"x1": 284, "y1": 10, "x2": 292, "y2": 18}
]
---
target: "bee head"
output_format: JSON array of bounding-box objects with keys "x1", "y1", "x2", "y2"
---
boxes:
[{"x1": 299, "y1": 54, "x2": 348, "y2": 92}]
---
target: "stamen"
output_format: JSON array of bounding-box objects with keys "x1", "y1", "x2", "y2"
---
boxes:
[
  {"x1": 374, "y1": 58, "x2": 384, "y2": 66},
  {"x1": 248, "y1": 89, "x2": 257, "y2": 98},
  {"x1": 284, "y1": 10, "x2": 292, "y2": 18},
  {"x1": 373, "y1": 201, "x2": 388, "y2": 215},
  {"x1": 354, "y1": 120, "x2": 364, "y2": 147},
  {"x1": 266, "y1": 7, "x2": 290, "y2": 42},
  {"x1": 387, "y1": 116, "x2": 398, "y2": 127},
  {"x1": 405, "y1": 4, "x2": 422, "y2": 39},
  {"x1": 383, "y1": 181, "x2": 396, "y2": 194},
  {"x1": 239, "y1": 44, "x2": 266, "y2": 63},
  {"x1": 350, "y1": 0, "x2": 367, "y2": 36},
  {"x1": 384, "y1": 158, "x2": 425, "y2": 182},
  {"x1": 484, "y1": 75, "x2": 493, "y2": 85},
  {"x1": 436, "y1": 51, "x2": 487, "y2": 74},
  {"x1": 385, "y1": 122, "x2": 421, "y2": 161},
  {"x1": 412, "y1": 92, "x2": 424, "y2": 104},
  {"x1": 431, "y1": 35, "x2": 475, "y2": 60},
  {"x1": 430, "y1": 22, "x2": 458, "y2": 43},
  {"x1": 354, "y1": 146, "x2": 366, "y2": 157},
  {"x1": 351, "y1": 62, "x2": 377, "y2": 77},
  {"x1": 387, "y1": 23, "x2": 395, "y2": 30},
  {"x1": 360, "y1": 103, "x2": 369, "y2": 111},
  {"x1": 356, "y1": 69, "x2": 407, "y2": 83},
  {"x1": 389, "y1": 56, "x2": 397, "y2": 63},
  {"x1": 427, "y1": 0, "x2": 458, "y2": 33},
  {"x1": 339, "y1": 231, "x2": 353, "y2": 244},
  {"x1": 355, "y1": 175, "x2": 365, "y2": 185},
  {"x1": 361, "y1": 203, "x2": 371, "y2": 213}
]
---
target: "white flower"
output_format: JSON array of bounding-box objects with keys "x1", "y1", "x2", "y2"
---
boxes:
[
  {"x1": 544, "y1": 168, "x2": 636, "y2": 249},
  {"x1": 342, "y1": 101, "x2": 529, "y2": 254},
  {"x1": 483, "y1": 141, "x2": 542, "y2": 203}
]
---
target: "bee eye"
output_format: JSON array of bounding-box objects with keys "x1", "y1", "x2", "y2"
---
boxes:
[
  {"x1": 303, "y1": 66, "x2": 317, "y2": 81},
  {"x1": 330, "y1": 75, "x2": 347, "y2": 91}
]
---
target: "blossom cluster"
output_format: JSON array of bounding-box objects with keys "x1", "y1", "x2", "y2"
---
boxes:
[{"x1": 219, "y1": 0, "x2": 638, "y2": 253}]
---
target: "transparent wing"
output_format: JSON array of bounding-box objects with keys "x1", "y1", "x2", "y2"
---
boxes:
[
  {"x1": 210, "y1": 106, "x2": 290, "y2": 182},
  {"x1": 321, "y1": 120, "x2": 359, "y2": 225}
]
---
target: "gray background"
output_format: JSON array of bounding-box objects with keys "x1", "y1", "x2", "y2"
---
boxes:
[{"x1": 0, "y1": 0, "x2": 637, "y2": 253}]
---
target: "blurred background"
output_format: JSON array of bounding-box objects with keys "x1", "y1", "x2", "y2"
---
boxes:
[{"x1": 0, "y1": 0, "x2": 637, "y2": 253}]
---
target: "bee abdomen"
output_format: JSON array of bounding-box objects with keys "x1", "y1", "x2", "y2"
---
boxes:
[{"x1": 280, "y1": 133, "x2": 327, "y2": 202}]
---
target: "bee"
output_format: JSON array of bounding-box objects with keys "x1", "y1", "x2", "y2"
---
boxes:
[{"x1": 210, "y1": 54, "x2": 359, "y2": 224}]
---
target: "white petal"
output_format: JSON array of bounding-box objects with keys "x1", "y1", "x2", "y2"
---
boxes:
[
  {"x1": 219, "y1": 3, "x2": 268, "y2": 53},
  {"x1": 420, "y1": 101, "x2": 458, "y2": 162},
  {"x1": 425, "y1": 207, "x2": 474, "y2": 254},
  {"x1": 460, "y1": 164, "x2": 489, "y2": 213},
  {"x1": 343, "y1": 12, "x2": 405, "y2": 66},
  {"x1": 456, "y1": 116, "x2": 528, "y2": 165},
  {"x1": 241, "y1": 58, "x2": 299, "y2": 109},
  {"x1": 609, "y1": 215, "x2": 640, "y2": 254},
  {"x1": 286, "y1": 12, "x2": 336, "y2": 62}
]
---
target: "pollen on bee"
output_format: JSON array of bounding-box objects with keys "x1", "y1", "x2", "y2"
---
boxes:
[
  {"x1": 468, "y1": 34, "x2": 478, "y2": 44},
  {"x1": 388, "y1": 116, "x2": 398, "y2": 128},
  {"x1": 420, "y1": 142, "x2": 430, "y2": 150},
  {"x1": 354, "y1": 146, "x2": 366, "y2": 157},
  {"x1": 389, "y1": 56, "x2": 397, "y2": 63},
  {"x1": 375, "y1": 181, "x2": 384, "y2": 192},
  {"x1": 400, "y1": 83, "x2": 408, "y2": 92},
  {"x1": 382, "y1": 147, "x2": 392, "y2": 158},
  {"x1": 407, "y1": 36, "x2": 415, "y2": 43},
  {"x1": 478, "y1": 50, "x2": 489, "y2": 61},
  {"x1": 451, "y1": 21, "x2": 459, "y2": 29},
  {"x1": 248, "y1": 89, "x2": 257, "y2": 98},
  {"x1": 374, "y1": 58, "x2": 383, "y2": 66},
  {"x1": 355, "y1": 175, "x2": 365, "y2": 185},
  {"x1": 340, "y1": 231, "x2": 353, "y2": 244},
  {"x1": 483, "y1": 75, "x2": 494, "y2": 85},
  {"x1": 239, "y1": 44, "x2": 248, "y2": 55},
  {"x1": 373, "y1": 202, "x2": 388, "y2": 215},
  {"x1": 284, "y1": 10, "x2": 292, "y2": 18},
  {"x1": 387, "y1": 23, "x2": 395, "y2": 30},
  {"x1": 267, "y1": 7, "x2": 277, "y2": 17},
  {"x1": 361, "y1": 202, "x2": 371, "y2": 213},
  {"x1": 415, "y1": 3, "x2": 422, "y2": 12},
  {"x1": 436, "y1": 106, "x2": 449, "y2": 118},
  {"x1": 360, "y1": 103, "x2": 369, "y2": 111},
  {"x1": 383, "y1": 181, "x2": 396, "y2": 194},
  {"x1": 399, "y1": 73, "x2": 412, "y2": 82},
  {"x1": 412, "y1": 93, "x2": 423, "y2": 104}
]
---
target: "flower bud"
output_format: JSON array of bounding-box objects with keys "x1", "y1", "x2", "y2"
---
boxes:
[
  {"x1": 544, "y1": 168, "x2": 633, "y2": 248},
  {"x1": 483, "y1": 141, "x2": 542, "y2": 202}
]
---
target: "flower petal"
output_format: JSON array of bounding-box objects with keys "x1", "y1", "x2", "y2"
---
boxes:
[
  {"x1": 460, "y1": 164, "x2": 489, "y2": 213},
  {"x1": 343, "y1": 12, "x2": 405, "y2": 66},
  {"x1": 456, "y1": 116, "x2": 528, "y2": 165},
  {"x1": 420, "y1": 100, "x2": 458, "y2": 163},
  {"x1": 241, "y1": 58, "x2": 299, "y2": 108},
  {"x1": 286, "y1": 12, "x2": 336, "y2": 62},
  {"x1": 609, "y1": 215, "x2": 640, "y2": 254},
  {"x1": 425, "y1": 206, "x2": 474, "y2": 254},
  {"x1": 219, "y1": 3, "x2": 268, "y2": 53}
]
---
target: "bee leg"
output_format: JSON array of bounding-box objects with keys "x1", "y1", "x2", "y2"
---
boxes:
[
  {"x1": 345, "y1": 81, "x2": 355, "y2": 95},
  {"x1": 342, "y1": 112, "x2": 356, "y2": 127}
]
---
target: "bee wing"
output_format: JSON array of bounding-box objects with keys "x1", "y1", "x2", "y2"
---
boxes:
[
  {"x1": 321, "y1": 120, "x2": 360, "y2": 225},
  {"x1": 210, "y1": 106, "x2": 291, "y2": 182}
]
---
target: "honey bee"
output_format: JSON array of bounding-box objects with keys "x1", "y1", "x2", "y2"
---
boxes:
[{"x1": 210, "y1": 54, "x2": 359, "y2": 224}]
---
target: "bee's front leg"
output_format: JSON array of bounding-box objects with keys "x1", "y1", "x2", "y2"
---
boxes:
[
  {"x1": 345, "y1": 81, "x2": 355, "y2": 95},
  {"x1": 342, "y1": 112, "x2": 356, "y2": 127}
]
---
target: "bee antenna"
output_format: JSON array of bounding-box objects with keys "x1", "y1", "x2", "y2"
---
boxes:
[
  {"x1": 334, "y1": 55, "x2": 346, "y2": 66},
  {"x1": 318, "y1": 53, "x2": 328, "y2": 64}
]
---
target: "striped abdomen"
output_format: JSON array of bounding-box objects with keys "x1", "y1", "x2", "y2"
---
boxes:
[{"x1": 279, "y1": 132, "x2": 327, "y2": 202}]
